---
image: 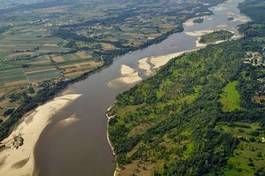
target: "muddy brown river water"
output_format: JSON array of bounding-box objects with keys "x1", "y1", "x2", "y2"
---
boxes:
[{"x1": 34, "y1": 1, "x2": 249, "y2": 175}]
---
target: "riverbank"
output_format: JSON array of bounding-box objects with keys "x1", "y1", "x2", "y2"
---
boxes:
[
  {"x1": 107, "y1": 0, "x2": 251, "y2": 174},
  {"x1": 138, "y1": 49, "x2": 198, "y2": 76},
  {"x1": 137, "y1": 30, "x2": 242, "y2": 78},
  {"x1": 105, "y1": 108, "x2": 119, "y2": 176},
  {"x1": 0, "y1": 94, "x2": 81, "y2": 176},
  {"x1": 106, "y1": 47, "x2": 202, "y2": 176}
]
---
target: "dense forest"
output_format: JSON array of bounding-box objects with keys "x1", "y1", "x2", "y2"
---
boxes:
[{"x1": 109, "y1": 0, "x2": 265, "y2": 175}]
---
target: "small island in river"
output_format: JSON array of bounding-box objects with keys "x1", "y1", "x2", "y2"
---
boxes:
[{"x1": 199, "y1": 30, "x2": 234, "y2": 44}]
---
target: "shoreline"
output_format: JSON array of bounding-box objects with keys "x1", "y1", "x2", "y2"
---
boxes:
[
  {"x1": 106, "y1": 0, "x2": 251, "y2": 175},
  {"x1": 0, "y1": 94, "x2": 81, "y2": 176},
  {"x1": 108, "y1": 65, "x2": 143, "y2": 88},
  {"x1": 105, "y1": 107, "x2": 118, "y2": 176},
  {"x1": 138, "y1": 49, "x2": 199, "y2": 76},
  {"x1": 105, "y1": 47, "x2": 202, "y2": 176},
  {"x1": 106, "y1": 40, "x2": 243, "y2": 176}
]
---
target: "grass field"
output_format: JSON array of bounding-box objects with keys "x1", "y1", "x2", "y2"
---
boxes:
[
  {"x1": 220, "y1": 81, "x2": 241, "y2": 112},
  {"x1": 216, "y1": 122, "x2": 265, "y2": 176}
]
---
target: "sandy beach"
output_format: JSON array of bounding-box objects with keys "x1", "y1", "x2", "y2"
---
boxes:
[
  {"x1": 0, "y1": 94, "x2": 81, "y2": 176},
  {"x1": 108, "y1": 65, "x2": 143, "y2": 88},
  {"x1": 138, "y1": 49, "x2": 198, "y2": 76},
  {"x1": 185, "y1": 30, "x2": 215, "y2": 37},
  {"x1": 105, "y1": 108, "x2": 119, "y2": 176},
  {"x1": 185, "y1": 30, "x2": 214, "y2": 47},
  {"x1": 109, "y1": 51, "x2": 198, "y2": 88},
  {"x1": 138, "y1": 58, "x2": 153, "y2": 76},
  {"x1": 227, "y1": 12, "x2": 250, "y2": 23}
]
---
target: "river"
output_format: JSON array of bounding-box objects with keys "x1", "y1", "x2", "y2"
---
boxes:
[{"x1": 34, "y1": 0, "x2": 249, "y2": 175}]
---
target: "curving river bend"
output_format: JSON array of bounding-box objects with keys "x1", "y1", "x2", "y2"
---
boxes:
[{"x1": 34, "y1": 0, "x2": 249, "y2": 175}]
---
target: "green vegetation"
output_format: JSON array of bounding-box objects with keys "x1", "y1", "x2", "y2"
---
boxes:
[
  {"x1": 199, "y1": 30, "x2": 234, "y2": 44},
  {"x1": 193, "y1": 18, "x2": 204, "y2": 24},
  {"x1": 109, "y1": 41, "x2": 245, "y2": 175},
  {"x1": 220, "y1": 81, "x2": 241, "y2": 112},
  {"x1": 217, "y1": 122, "x2": 265, "y2": 176},
  {"x1": 109, "y1": 0, "x2": 265, "y2": 175}
]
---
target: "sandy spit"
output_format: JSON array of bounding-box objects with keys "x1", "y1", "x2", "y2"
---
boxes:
[
  {"x1": 227, "y1": 12, "x2": 251, "y2": 23},
  {"x1": 187, "y1": 29, "x2": 241, "y2": 48},
  {"x1": 0, "y1": 94, "x2": 81, "y2": 176},
  {"x1": 185, "y1": 30, "x2": 215, "y2": 37},
  {"x1": 138, "y1": 49, "x2": 198, "y2": 76},
  {"x1": 105, "y1": 107, "x2": 120, "y2": 176},
  {"x1": 138, "y1": 58, "x2": 153, "y2": 76},
  {"x1": 108, "y1": 65, "x2": 143, "y2": 88}
]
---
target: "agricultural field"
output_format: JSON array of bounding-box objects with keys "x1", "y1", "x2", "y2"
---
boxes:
[
  {"x1": 0, "y1": 48, "x2": 102, "y2": 124},
  {"x1": 0, "y1": 49, "x2": 101, "y2": 88},
  {"x1": 220, "y1": 81, "x2": 241, "y2": 112}
]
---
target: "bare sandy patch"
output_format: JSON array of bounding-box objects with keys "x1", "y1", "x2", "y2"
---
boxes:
[
  {"x1": 100, "y1": 43, "x2": 115, "y2": 50},
  {"x1": 216, "y1": 24, "x2": 229, "y2": 29},
  {"x1": 0, "y1": 94, "x2": 81, "y2": 176},
  {"x1": 34, "y1": 6, "x2": 70, "y2": 14},
  {"x1": 227, "y1": 12, "x2": 250, "y2": 23},
  {"x1": 75, "y1": 51, "x2": 90, "y2": 59},
  {"x1": 184, "y1": 19, "x2": 195, "y2": 27},
  {"x1": 185, "y1": 30, "x2": 214, "y2": 37},
  {"x1": 50, "y1": 55, "x2": 64, "y2": 63},
  {"x1": 138, "y1": 50, "x2": 197, "y2": 76},
  {"x1": 138, "y1": 58, "x2": 153, "y2": 76},
  {"x1": 185, "y1": 30, "x2": 234, "y2": 47},
  {"x1": 43, "y1": 44, "x2": 58, "y2": 47},
  {"x1": 186, "y1": 30, "x2": 214, "y2": 47},
  {"x1": 150, "y1": 52, "x2": 186, "y2": 69},
  {"x1": 120, "y1": 65, "x2": 135, "y2": 75},
  {"x1": 195, "y1": 30, "x2": 240, "y2": 47},
  {"x1": 9, "y1": 52, "x2": 32, "y2": 59},
  {"x1": 195, "y1": 38, "x2": 207, "y2": 47},
  {"x1": 108, "y1": 65, "x2": 142, "y2": 88}
]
